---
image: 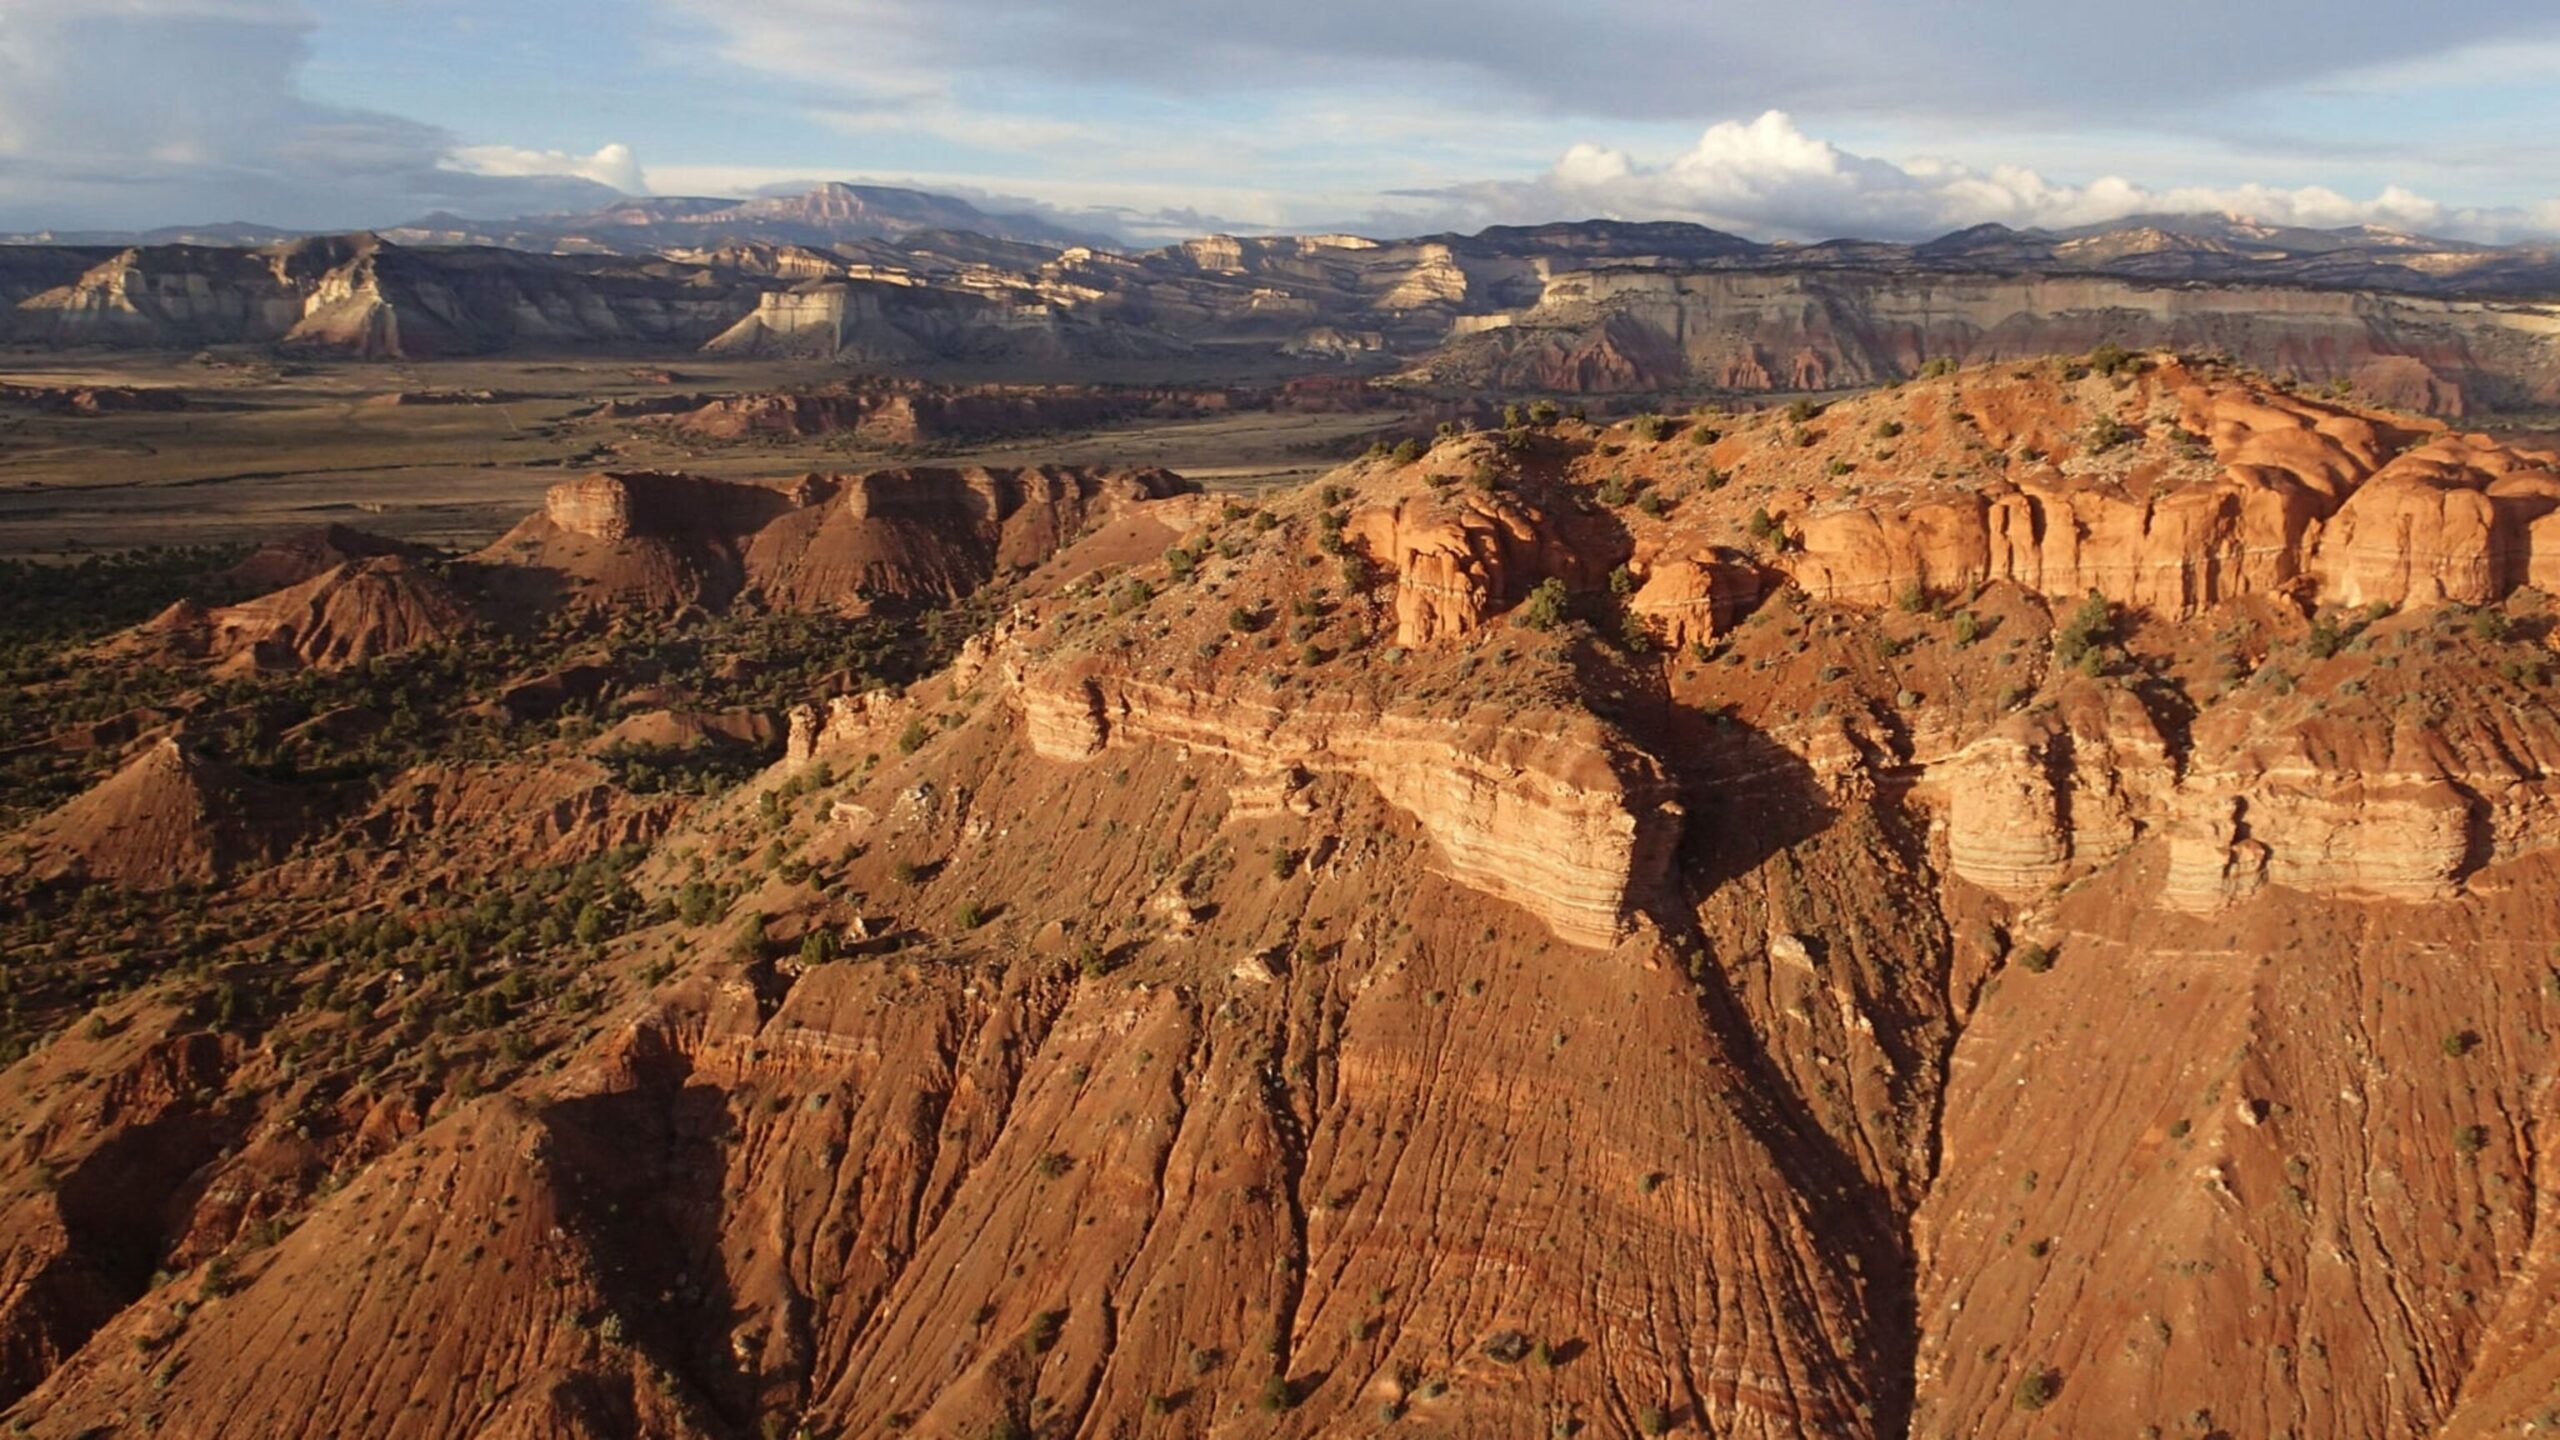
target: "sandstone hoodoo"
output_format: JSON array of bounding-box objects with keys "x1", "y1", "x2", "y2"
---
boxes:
[{"x1": 11, "y1": 351, "x2": 2560, "y2": 1439}]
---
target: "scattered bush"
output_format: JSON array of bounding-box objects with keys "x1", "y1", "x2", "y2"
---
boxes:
[
  {"x1": 2087, "y1": 414, "x2": 2139, "y2": 452},
  {"x1": 1024, "y1": 1308, "x2": 1067, "y2": 1354},
  {"x1": 2052, "y1": 591, "x2": 2114, "y2": 673},
  {"x1": 1110, "y1": 576, "x2": 1154, "y2": 615},
  {"x1": 2014, "y1": 1368, "x2": 2060, "y2": 1411},
  {"x1": 1517, "y1": 578, "x2": 1571, "y2": 632},
  {"x1": 2087, "y1": 342, "x2": 2139, "y2": 377}
]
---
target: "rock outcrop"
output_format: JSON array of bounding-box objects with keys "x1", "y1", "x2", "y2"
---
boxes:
[
  {"x1": 1347, "y1": 489, "x2": 1630, "y2": 648},
  {"x1": 163, "y1": 556, "x2": 475, "y2": 671},
  {"x1": 6, "y1": 738, "x2": 300, "y2": 884},
  {"x1": 1005, "y1": 666, "x2": 1681, "y2": 948},
  {"x1": 482, "y1": 465, "x2": 1200, "y2": 614},
  {"x1": 1770, "y1": 368, "x2": 2560, "y2": 618}
]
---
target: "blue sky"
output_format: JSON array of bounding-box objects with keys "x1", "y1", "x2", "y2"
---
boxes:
[{"x1": 4, "y1": 0, "x2": 2559, "y2": 243}]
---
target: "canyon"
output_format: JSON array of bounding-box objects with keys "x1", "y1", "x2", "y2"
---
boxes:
[{"x1": 2, "y1": 353, "x2": 2559, "y2": 1438}]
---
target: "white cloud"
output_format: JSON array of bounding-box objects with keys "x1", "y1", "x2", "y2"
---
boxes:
[
  {"x1": 657, "y1": 0, "x2": 2560, "y2": 127},
  {"x1": 0, "y1": 0, "x2": 638, "y2": 230},
  {"x1": 446, "y1": 143, "x2": 649, "y2": 195},
  {"x1": 1379, "y1": 112, "x2": 2560, "y2": 244}
]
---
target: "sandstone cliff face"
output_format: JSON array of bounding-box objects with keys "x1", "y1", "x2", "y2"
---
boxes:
[
  {"x1": 9, "y1": 238, "x2": 760, "y2": 357},
  {"x1": 1006, "y1": 664, "x2": 1680, "y2": 949},
  {"x1": 1773, "y1": 370, "x2": 2560, "y2": 618},
  {"x1": 1920, "y1": 686, "x2": 2168, "y2": 900},
  {"x1": 1410, "y1": 267, "x2": 2560, "y2": 412},
  {"x1": 1347, "y1": 486, "x2": 1631, "y2": 648}
]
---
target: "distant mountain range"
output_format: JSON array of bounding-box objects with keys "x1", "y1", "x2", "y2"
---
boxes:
[
  {"x1": 0, "y1": 182, "x2": 1105, "y2": 254},
  {"x1": 3, "y1": 187, "x2": 2558, "y2": 413}
]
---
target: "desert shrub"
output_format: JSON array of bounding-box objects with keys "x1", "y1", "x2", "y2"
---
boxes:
[
  {"x1": 1596, "y1": 473, "x2": 1636, "y2": 507},
  {"x1": 2014, "y1": 1368, "x2": 2060, "y2": 1410},
  {"x1": 1918, "y1": 357, "x2": 1958, "y2": 379},
  {"x1": 2016, "y1": 943, "x2": 2054, "y2": 974},
  {"x1": 1631, "y1": 413, "x2": 1667, "y2": 443},
  {"x1": 1389, "y1": 438, "x2": 1426, "y2": 465},
  {"x1": 1109, "y1": 577, "x2": 1153, "y2": 615},
  {"x1": 2052, "y1": 592, "x2": 2114, "y2": 671},
  {"x1": 2087, "y1": 414, "x2": 2139, "y2": 452},
  {"x1": 2087, "y1": 342, "x2": 2138, "y2": 376},
  {"x1": 1516, "y1": 578, "x2": 1571, "y2": 631},
  {"x1": 1784, "y1": 398, "x2": 1822, "y2": 423},
  {"x1": 1952, "y1": 610, "x2": 1981, "y2": 646},
  {"x1": 1638, "y1": 1405, "x2": 1672, "y2": 1435},
  {"x1": 897, "y1": 717, "x2": 929, "y2": 754},
  {"x1": 1618, "y1": 610, "x2": 1652, "y2": 654},
  {"x1": 2307, "y1": 613, "x2": 2347, "y2": 659},
  {"x1": 798, "y1": 930, "x2": 837, "y2": 966},
  {"x1": 1024, "y1": 1309, "x2": 1067, "y2": 1354},
  {"x1": 1875, "y1": 419, "x2": 1904, "y2": 439},
  {"x1": 1747, "y1": 508, "x2": 1784, "y2": 545},
  {"x1": 954, "y1": 901, "x2": 987, "y2": 930},
  {"x1": 1164, "y1": 545, "x2": 1198, "y2": 581}
]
